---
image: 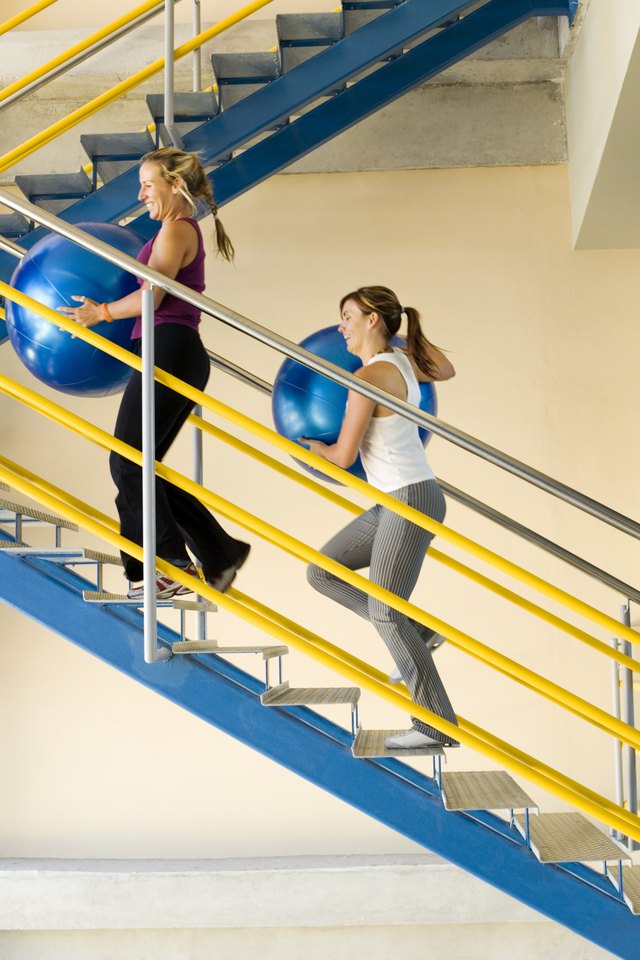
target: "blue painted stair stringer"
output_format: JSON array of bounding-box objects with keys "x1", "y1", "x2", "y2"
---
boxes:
[
  {"x1": 209, "y1": 0, "x2": 577, "y2": 206},
  {"x1": 0, "y1": 0, "x2": 575, "y2": 285},
  {"x1": 0, "y1": 549, "x2": 638, "y2": 958}
]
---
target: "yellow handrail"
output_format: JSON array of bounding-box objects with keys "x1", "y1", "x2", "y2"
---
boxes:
[
  {"x1": 190, "y1": 416, "x2": 640, "y2": 675},
  {"x1": 2, "y1": 276, "x2": 639, "y2": 659},
  {"x1": 0, "y1": 0, "x2": 57, "y2": 37},
  {"x1": 1, "y1": 366, "x2": 639, "y2": 755},
  {"x1": 0, "y1": 0, "x2": 275, "y2": 173},
  {"x1": 0, "y1": 0, "x2": 169, "y2": 105},
  {"x1": 0, "y1": 450, "x2": 639, "y2": 842}
]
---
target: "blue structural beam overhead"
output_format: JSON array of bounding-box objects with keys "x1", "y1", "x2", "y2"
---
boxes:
[
  {"x1": 0, "y1": 547, "x2": 638, "y2": 960},
  {"x1": 208, "y1": 0, "x2": 578, "y2": 206}
]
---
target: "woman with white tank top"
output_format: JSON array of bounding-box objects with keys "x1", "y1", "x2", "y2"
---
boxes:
[{"x1": 301, "y1": 286, "x2": 458, "y2": 750}]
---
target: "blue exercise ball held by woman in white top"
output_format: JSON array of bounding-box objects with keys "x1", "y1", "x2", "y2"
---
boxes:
[{"x1": 301, "y1": 285, "x2": 458, "y2": 750}]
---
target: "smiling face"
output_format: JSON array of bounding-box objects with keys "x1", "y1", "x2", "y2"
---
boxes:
[
  {"x1": 138, "y1": 161, "x2": 186, "y2": 221},
  {"x1": 339, "y1": 297, "x2": 372, "y2": 356}
]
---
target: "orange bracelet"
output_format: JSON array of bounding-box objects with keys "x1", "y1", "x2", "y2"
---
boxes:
[{"x1": 100, "y1": 302, "x2": 113, "y2": 322}]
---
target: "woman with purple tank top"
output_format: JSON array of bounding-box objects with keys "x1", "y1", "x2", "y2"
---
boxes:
[{"x1": 59, "y1": 148, "x2": 250, "y2": 600}]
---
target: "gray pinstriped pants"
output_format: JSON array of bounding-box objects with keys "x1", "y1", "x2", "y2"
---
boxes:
[{"x1": 307, "y1": 479, "x2": 458, "y2": 743}]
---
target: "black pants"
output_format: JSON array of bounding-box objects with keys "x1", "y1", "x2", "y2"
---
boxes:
[{"x1": 110, "y1": 323, "x2": 246, "y2": 582}]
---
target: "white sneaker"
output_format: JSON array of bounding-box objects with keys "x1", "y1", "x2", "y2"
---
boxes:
[
  {"x1": 384, "y1": 728, "x2": 450, "y2": 750},
  {"x1": 385, "y1": 729, "x2": 445, "y2": 749}
]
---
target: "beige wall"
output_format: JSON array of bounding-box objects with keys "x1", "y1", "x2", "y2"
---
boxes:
[{"x1": 1, "y1": 162, "x2": 639, "y2": 859}]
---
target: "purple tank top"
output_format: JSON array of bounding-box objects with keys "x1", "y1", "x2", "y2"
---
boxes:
[{"x1": 131, "y1": 217, "x2": 205, "y2": 339}]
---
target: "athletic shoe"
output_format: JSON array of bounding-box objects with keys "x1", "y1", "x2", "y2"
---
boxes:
[
  {"x1": 127, "y1": 561, "x2": 199, "y2": 601},
  {"x1": 384, "y1": 729, "x2": 454, "y2": 749},
  {"x1": 206, "y1": 543, "x2": 251, "y2": 594}
]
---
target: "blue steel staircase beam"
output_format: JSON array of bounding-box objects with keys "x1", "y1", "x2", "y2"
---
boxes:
[
  {"x1": 0, "y1": 549, "x2": 638, "y2": 957},
  {"x1": 210, "y1": 0, "x2": 577, "y2": 205},
  {"x1": 0, "y1": 0, "x2": 574, "y2": 282},
  {"x1": 0, "y1": 0, "x2": 484, "y2": 279}
]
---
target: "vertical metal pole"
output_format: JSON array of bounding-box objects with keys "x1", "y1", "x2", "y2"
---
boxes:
[
  {"x1": 611, "y1": 635, "x2": 624, "y2": 840},
  {"x1": 141, "y1": 288, "x2": 167, "y2": 664},
  {"x1": 193, "y1": 404, "x2": 207, "y2": 641},
  {"x1": 164, "y1": 0, "x2": 182, "y2": 147},
  {"x1": 193, "y1": 405, "x2": 203, "y2": 486},
  {"x1": 192, "y1": 0, "x2": 201, "y2": 92},
  {"x1": 621, "y1": 603, "x2": 638, "y2": 844}
]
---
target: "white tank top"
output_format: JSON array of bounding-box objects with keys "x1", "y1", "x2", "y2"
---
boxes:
[{"x1": 358, "y1": 348, "x2": 435, "y2": 492}]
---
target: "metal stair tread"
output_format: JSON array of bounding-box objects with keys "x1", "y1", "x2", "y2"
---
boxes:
[
  {"x1": 172, "y1": 597, "x2": 218, "y2": 612},
  {"x1": 14, "y1": 170, "x2": 92, "y2": 200},
  {"x1": 261, "y1": 681, "x2": 360, "y2": 707},
  {"x1": 514, "y1": 813, "x2": 632, "y2": 864},
  {"x1": 276, "y1": 12, "x2": 344, "y2": 42},
  {"x1": 0, "y1": 545, "x2": 120, "y2": 564},
  {"x1": 0, "y1": 213, "x2": 31, "y2": 238},
  {"x1": 80, "y1": 130, "x2": 155, "y2": 161},
  {"x1": 0, "y1": 498, "x2": 78, "y2": 530},
  {"x1": 621, "y1": 865, "x2": 640, "y2": 915},
  {"x1": 211, "y1": 51, "x2": 280, "y2": 82},
  {"x1": 171, "y1": 639, "x2": 288, "y2": 658},
  {"x1": 82, "y1": 589, "x2": 174, "y2": 607},
  {"x1": 352, "y1": 727, "x2": 446, "y2": 758},
  {"x1": 145, "y1": 91, "x2": 219, "y2": 122},
  {"x1": 441, "y1": 770, "x2": 537, "y2": 812}
]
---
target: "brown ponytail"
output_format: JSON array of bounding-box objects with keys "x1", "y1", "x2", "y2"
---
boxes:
[
  {"x1": 339, "y1": 285, "x2": 444, "y2": 378},
  {"x1": 140, "y1": 147, "x2": 234, "y2": 261}
]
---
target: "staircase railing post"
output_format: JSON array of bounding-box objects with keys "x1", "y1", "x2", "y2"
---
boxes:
[
  {"x1": 193, "y1": 403, "x2": 207, "y2": 642},
  {"x1": 142, "y1": 287, "x2": 169, "y2": 663},
  {"x1": 192, "y1": 0, "x2": 202, "y2": 92},
  {"x1": 621, "y1": 602, "x2": 639, "y2": 849},
  {"x1": 164, "y1": 0, "x2": 182, "y2": 147}
]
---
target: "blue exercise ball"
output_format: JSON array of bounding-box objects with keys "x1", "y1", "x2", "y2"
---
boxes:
[
  {"x1": 6, "y1": 222, "x2": 144, "y2": 397},
  {"x1": 272, "y1": 325, "x2": 437, "y2": 484}
]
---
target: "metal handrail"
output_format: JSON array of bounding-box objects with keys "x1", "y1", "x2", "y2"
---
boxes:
[
  {"x1": 2, "y1": 189, "x2": 638, "y2": 543},
  {"x1": 1, "y1": 449, "x2": 639, "y2": 841},
  {"x1": 0, "y1": 0, "x2": 276, "y2": 174},
  {"x1": 0, "y1": 0, "x2": 57, "y2": 37},
  {"x1": 194, "y1": 346, "x2": 640, "y2": 605},
  {"x1": 0, "y1": 0, "x2": 180, "y2": 114},
  {"x1": 0, "y1": 225, "x2": 637, "y2": 604},
  {"x1": 3, "y1": 362, "x2": 640, "y2": 749}
]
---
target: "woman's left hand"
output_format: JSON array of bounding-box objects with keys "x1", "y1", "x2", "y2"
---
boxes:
[
  {"x1": 58, "y1": 295, "x2": 103, "y2": 331},
  {"x1": 298, "y1": 437, "x2": 328, "y2": 457}
]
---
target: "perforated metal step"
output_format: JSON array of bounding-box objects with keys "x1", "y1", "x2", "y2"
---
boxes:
[
  {"x1": 514, "y1": 813, "x2": 632, "y2": 864},
  {"x1": 352, "y1": 727, "x2": 447, "y2": 759},
  {"x1": 82, "y1": 590, "x2": 175, "y2": 607},
  {"x1": 172, "y1": 597, "x2": 218, "y2": 612},
  {"x1": 0, "y1": 499, "x2": 77, "y2": 530},
  {"x1": 171, "y1": 639, "x2": 288, "y2": 659},
  {"x1": 621, "y1": 865, "x2": 640, "y2": 915},
  {"x1": 0, "y1": 545, "x2": 120, "y2": 564},
  {"x1": 442, "y1": 770, "x2": 537, "y2": 812},
  {"x1": 261, "y1": 680, "x2": 360, "y2": 707}
]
